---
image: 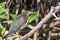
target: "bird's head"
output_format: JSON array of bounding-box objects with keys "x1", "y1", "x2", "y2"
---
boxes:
[{"x1": 22, "y1": 11, "x2": 31, "y2": 21}]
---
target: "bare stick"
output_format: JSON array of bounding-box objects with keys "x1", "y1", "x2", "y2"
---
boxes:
[
  {"x1": 49, "y1": 32, "x2": 60, "y2": 37},
  {"x1": 47, "y1": 31, "x2": 51, "y2": 40},
  {"x1": 33, "y1": 31, "x2": 38, "y2": 40}
]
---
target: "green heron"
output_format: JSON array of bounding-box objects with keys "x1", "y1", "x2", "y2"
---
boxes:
[{"x1": 8, "y1": 11, "x2": 31, "y2": 35}]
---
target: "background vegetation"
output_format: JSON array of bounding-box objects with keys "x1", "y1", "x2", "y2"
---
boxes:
[{"x1": 0, "y1": 0, "x2": 60, "y2": 40}]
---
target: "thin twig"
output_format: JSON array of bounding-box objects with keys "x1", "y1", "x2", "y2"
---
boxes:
[{"x1": 33, "y1": 32, "x2": 38, "y2": 40}]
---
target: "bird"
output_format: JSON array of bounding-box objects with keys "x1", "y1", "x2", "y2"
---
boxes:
[{"x1": 8, "y1": 11, "x2": 31, "y2": 35}]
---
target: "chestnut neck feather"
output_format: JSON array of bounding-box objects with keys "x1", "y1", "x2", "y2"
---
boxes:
[{"x1": 22, "y1": 12, "x2": 28, "y2": 21}]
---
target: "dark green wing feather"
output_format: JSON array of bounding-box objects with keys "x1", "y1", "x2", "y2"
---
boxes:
[{"x1": 8, "y1": 15, "x2": 25, "y2": 35}]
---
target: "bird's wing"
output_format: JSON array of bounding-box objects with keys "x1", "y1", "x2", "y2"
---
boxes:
[{"x1": 8, "y1": 16, "x2": 25, "y2": 35}]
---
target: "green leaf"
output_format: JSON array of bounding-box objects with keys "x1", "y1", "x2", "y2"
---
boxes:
[
  {"x1": 0, "y1": 8, "x2": 7, "y2": 14},
  {"x1": 0, "y1": 14, "x2": 7, "y2": 19},
  {"x1": 0, "y1": 2, "x2": 7, "y2": 14},
  {"x1": 0, "y1": 24, "x2": 3, "y2": 29},
  {"x1": 26, "y1": 12, "x2": 38, "y2": 25},
  {"x1": 0, "y1": 24, "x2": 6, "y2": 37},
  {"x1": 1, "y1": 27, "x2": 6, "y2": 37},
  {"x1": 10, "y1": 14, "x2": 17, "y2": 20},
  {"x1": 0, "y1": 2, "x2": 6, "y2": 7},
  {"x1": 0, "y1": 24, "x2": 4, "y2": 34}
]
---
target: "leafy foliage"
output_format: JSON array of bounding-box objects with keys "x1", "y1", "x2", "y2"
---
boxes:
[
  {"x1": 1, "y1": 27, "x2": 6, "y2": 36},
  {"x1": 0, "y1": 2, "x2": 7, "y2": 37},
  {"x1": 0, "y1": 2, "x2": 6, "y2": 7},
  {"x1": 0, "y1": 8, "x2": 7, "y2": 14},
  {"x1": 25, "y1": 12, "x2": 38, "y2": 25},
  {"x1": 0, "y1": 14, "x2": 7, "y2": 19},
  {"x1": 10, "y1": 14, "x2": 17, "y2": 20},
  {"x1": 0, "y1": 2, "x2": 7, "y2": 14},
  {"x1": 0, "y1": 2, "x2": 17, "y2": 37},
  {"x1": 0, "y1": 24, "x2": 6, "y2": 36}
]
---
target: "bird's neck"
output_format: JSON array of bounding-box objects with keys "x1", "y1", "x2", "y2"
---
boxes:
[{"x1": 22, "y1": 13, "x2": 28, "y2": 21}]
